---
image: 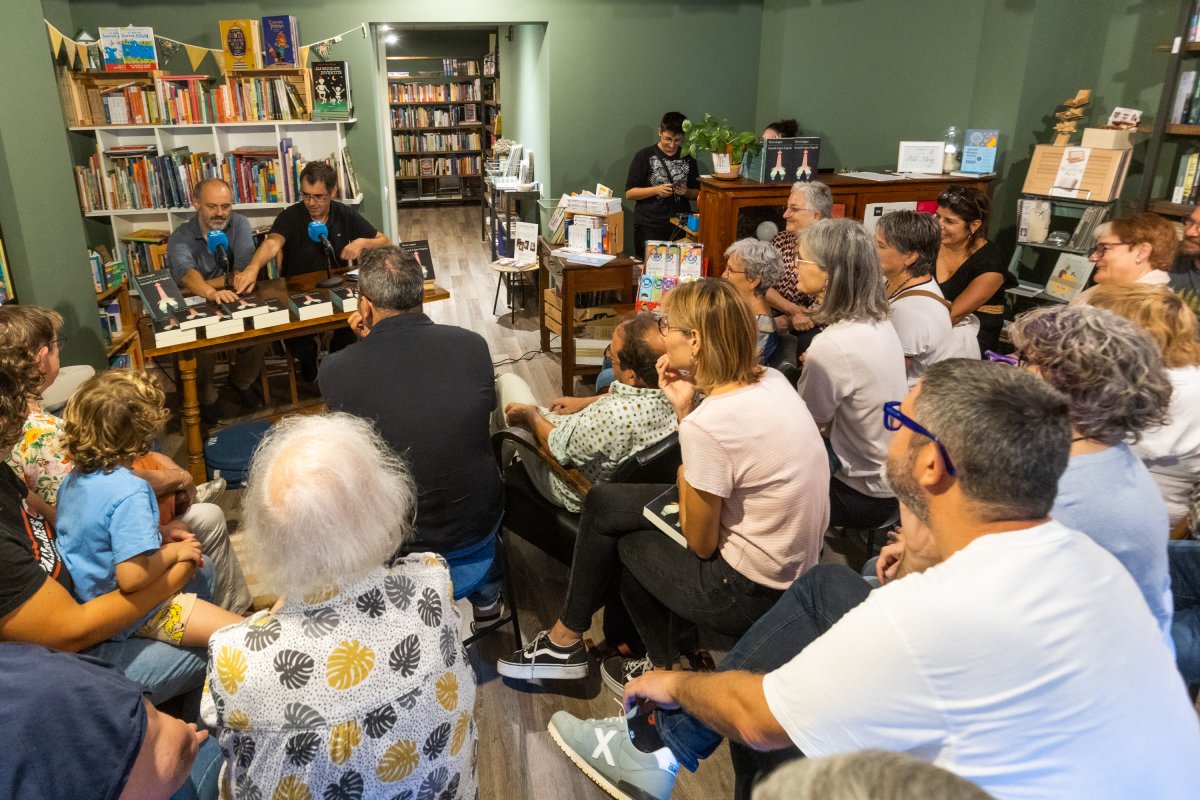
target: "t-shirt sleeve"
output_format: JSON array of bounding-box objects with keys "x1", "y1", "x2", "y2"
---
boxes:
[
  {"x1": 230, "y1": 215, "x2": 256, "y2": 270},
  {"x1": 625, "y1": 149, "x2": 649, "y2": 192},
  {"x1": 0, "y1": 523, "x2": 48, "y2": 620},
  {"x1": 166, "y1": 230, "x2": 198, "y2": 285},
  {"x1": 797, "y1": 340, "x2": 847, "y2": 425},
  {"x1": 761, "y1": 589, "x2": 942, "y2": 757},
  {"x1": 109, "y1": 483, "x2": 165, "y2": 565},
  {"x1": 890, "y1": 301, "x2": 934, "y2": 359},
  {"x1": 678, "y1": 418, "x2": 733, "y2": 498},
  {"x1": 269, "y1": 205, "x2": 297, "y2": 241}
]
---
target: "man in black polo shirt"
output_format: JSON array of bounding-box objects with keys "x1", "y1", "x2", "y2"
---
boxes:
[
  {"x1": 318, "y1": 246, "x2": 504, "y2": 623},
  {"x1": 236, "y1": 162, "x2": 388, "y2": 379}
]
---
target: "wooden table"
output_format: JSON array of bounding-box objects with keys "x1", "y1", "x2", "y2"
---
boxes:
[
  {"x1": 143, "y1": 272, "x2": 450, "y2": 482},
  {"x1": 697, "y1": 173, "x2": 994, "y2": 276}
]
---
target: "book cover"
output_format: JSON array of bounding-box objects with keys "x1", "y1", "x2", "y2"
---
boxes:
[
  {"x1": 220, "y1": 19, "x2": 262, "y2": 71},
  {"x1": 753, "y1": 137, "x2": 821, "y2": 183},
  {"x1": 400, "y1": 240, "x2": 436, "y2": 282},
  {"x1": 261, "y1": 15, "x2": 299, "y2": 67},
  {"x1": 960, "y1": 129, "x2": 999, "y2": 175},
  {"x1": 643, "y1": 486, "x2": 687, "y2": 548},
  {"x1": 252, "y1": 299, "x2": 291, "y2": 329},
  {"x1": 133, "y1": 269, "x2": 187, "y2": 322},
  {"x1": 289, "y1": 290, "x2": 333, "y2": 320},
  {"x1": 220, "y1": 294, "x2": 271, "y2": 319},
  {"x1": 664, "y1": 244, "x2": 681, "y2": 277},
  {"x1": 151, "y1": 315, "x2": 196, "y2": 347},
  {"x1": 311, "y1": 61, "x2": 351, "y2": 119},
  {"x1": 99, "y1": 27, "x2": 124, "y2": 71},
  {"x1": 330, "y1": 286, "x2": 359, "y2": 312},
  {"x1": 1044, "y1": 253, "x2": 1094, "y2": 302},
  {"x1": 178, "y1": 302, "x2": 223, "y2": 331},
  {"x1": 644, "y1": 241, "x2": 669, "y2": 275},
  {"x1": 513, "y1": 222, "x2": 539, "y2": 265},
  {"x1": 202, "y1": 316, "x2": 247, "y2": 339},
  {"x1": 120, "y1": 27, "x2": 158, "y2": 71}
]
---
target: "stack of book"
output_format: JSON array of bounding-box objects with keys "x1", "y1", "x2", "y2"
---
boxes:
[
  {"x1": 120, "y1": 229, "x2": 169, "y2": 275},
  {"x1": 133, "y1": 270, "x2": 195, "y2": 347},
  {"x1": 311, "y1": 62, "x2": 352, "y2": 122},
  {"x1": 289, "y1": 290, "x2": 333, "y2": 320}
]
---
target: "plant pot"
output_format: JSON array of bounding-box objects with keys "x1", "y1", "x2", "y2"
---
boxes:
[{"x1": 711, "y1": 150, "x2": 738, "y2": 180}]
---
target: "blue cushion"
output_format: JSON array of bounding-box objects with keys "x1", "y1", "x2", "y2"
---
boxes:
[{"x1": 203, "y1": 420, "x2": 272, "y2": 488}]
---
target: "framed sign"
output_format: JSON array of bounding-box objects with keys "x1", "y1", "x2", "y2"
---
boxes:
[{"x1": 897, "y1": 141, "x2": 944, "y2": 174}]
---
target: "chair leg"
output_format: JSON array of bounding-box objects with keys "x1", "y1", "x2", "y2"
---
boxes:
[
  {"x1": 492, "y1": 273, "x2": 504, "y2": 315},
  {"x1": 462, "y1": 529, "x2": 522, "y2": 649},
  {"x1": 286, "y1": 353, "x2": 299, "y2": 406},
  {"x1": 259, "y1": 363, "x2": 272, "y2": 407}
]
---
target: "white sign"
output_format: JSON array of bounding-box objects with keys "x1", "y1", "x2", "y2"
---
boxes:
[{"x1": 897, "y1": 141, "x2": 944, "y2": 174}]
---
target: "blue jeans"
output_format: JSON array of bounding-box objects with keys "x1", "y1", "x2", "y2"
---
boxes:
[
  {"x1": 171, "y1": 737, "x2": 222, "y2": 800},
  {"x1": 654, "y1": 565, "x2": 871, "y2": 795},
  {"x1": 1169, "y1": 540, "x2": 1200, "y2": 686}
]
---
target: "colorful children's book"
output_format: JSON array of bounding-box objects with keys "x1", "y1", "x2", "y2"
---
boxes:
[
  {"x1": 220, "y1": 19, "x2": 263, "y2": 71},
  {"x1": 1044, "y1": 253, "x2": 1094, "y2": 302},
  {"x1": 99, "y1": 26, "x2": 159, "y2": 72},
  {"x1": 261, "y1": 15, "x2": 299, "y2": 67},
  {"x1": 960, "y1": 129, "x2": 1000, "y2": 175},
  {"x1": 311, "y1": 61, "x2": 351, "y2": 120}
]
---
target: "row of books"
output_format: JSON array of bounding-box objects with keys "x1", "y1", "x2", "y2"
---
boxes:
[
  {"x1": 483, "y1": 53, "x2": 498, "y2": 78},
  {"x1": 441, "y1": 59, "x2": 482, "y2": 77},
  {"x1": 82, "y1": 73, "x2": 309, "y2": 127},
  {"x1": 219, "y1": 17, "x2": 301, "y2": 71},
  {"x1": 1171, "y1": 149, "x2": 1200, "y2": 205},
  {"x1": 564, "y1": 215, "x2": 611, "y2": 254},
  {"x1": 1190, "y1": 2, "x2": 1200, "y2": 44},
  {"x1": 396, "y1": 156, "x2": 482, "y2": 178},
  {"x1": 120, "y1": 229, "x2": 169, "y2": 276},
  {"x1": 390, "y1": 106, "x2": 478, "y2": 128},
  {"x1": 1170, "y1": 69, "x2": 1200, "y2": 126},
  {"x1": 98, "y1": 300, "x2": 125, "y2": 345},
  {"x1": 392, "y1": 133, "x2": 482, "y2": 152},
  {"x1": 389, "y1": 82, "x2": 481, "y2": 104},
  {"x1": 638, "y1": 243, "x2": 705, "y2": 311},
  {"x1": 89, "y1": 253, "x2": 129, "y2": 293}
]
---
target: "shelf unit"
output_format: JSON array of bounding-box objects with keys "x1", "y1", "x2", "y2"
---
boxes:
[
  {"x1": 96, "y1": 278, "x2": 144, "y2": 369},
  {"x1": 1006, "y1": 194, "x2": 1114, "y2": 307},
  {"x1": 1139, "y1": 0, "x2": 1200, "y2": 214}
]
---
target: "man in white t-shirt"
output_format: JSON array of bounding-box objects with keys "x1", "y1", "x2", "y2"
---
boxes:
[{"x1": 546, "y1": 359, "x2": 1200, "y2": 800}]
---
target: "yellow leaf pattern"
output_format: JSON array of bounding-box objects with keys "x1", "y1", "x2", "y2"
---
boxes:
[
  {"x1": 435, "y1": 672, "x2": 458, "y2": 711},
  {"x1": 376, "y1": 739, "x2": 419, "y2": 782},
  {"x1": 271, "y1": 775, "x2": 312, "y2": 800},
  {"x1": 450, "y1": 711, "x2": 470, "y2": 756},
  {"x1": 326, "y1": 640, "x2": 376, "y2": 690},
  {"x1": 329, "y1": 719, "x2": 362, "y2": 765},
  {"x1": 303, "y1": 585, "x2": 339, "y2": 604},
  {"x1": 216, "y1": 646, "x2": 248, "y2": 695},
  {"x1": 226, "y1": 709, "x2": 250, "y2": 730}
]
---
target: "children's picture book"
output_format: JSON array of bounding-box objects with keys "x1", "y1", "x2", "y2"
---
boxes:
[
  {"x1": 643, "y1": 486, "x2": 687, "y2": 548},
  {"x1": 751, "y1": 137, "x2": 821, "y2": 183},
  {"x1": 261, "y1": 15, "x2": 299, "y2": 67},
  {"x1": 400, "y1": 240, "x2": 436, "y2": 282},
  {"x1": 252, "y1": 299, "x2": 291, "y2": 329},
  {"x1": 679, "y1": 244, "x2": 704, "y2": 280},
  {"x1": 289, "y1": 290, "x2": 332, "y2": 320},
  {"x1": 330, "y1": 286, "x2": 359, "y2": 313},
  {"x1": 133, "y1": 269, "x2": 187, "y2": 322},
  {"x1": 960, "y1": 129, "x2": 1000, "y2": 175},
  {"x1": 220, "y1": 19, "x2": 263, "y2": 71},
  {"x1": 311, "y1": 61, "x2": 351, "y2": 120},
  {"x1": 513, "y1": 222, "x2": 539, "y2": 265},
  {"x1": 644, "y1": 241, "x2": 669, "y2": 275},
  {"x1": 99, "y1": 26, "x2": 159, "y2": 72},
  {"x1": 1044, "y1": 253, "x2": 1094, "y2": 302}
]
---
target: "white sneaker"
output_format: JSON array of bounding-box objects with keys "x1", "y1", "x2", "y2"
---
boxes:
[{"x1": 194, "y1": 477, "x2": 226, "y2": 504}]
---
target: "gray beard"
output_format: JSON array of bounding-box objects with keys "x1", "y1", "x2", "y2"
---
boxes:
[{"x1": 885, "y1": 448, "x2": 931, "y2": 528}]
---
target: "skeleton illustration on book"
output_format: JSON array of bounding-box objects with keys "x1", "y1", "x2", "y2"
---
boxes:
[
  {"x1": 315, "y1": 77, "x2": 328, "y2": 104},
  {"x1": 333, "y1": 86, "x2": 345, "y2": 103},
  {"x1": 796, "y1": 149, "x2": 812, "y2": 181},
  {"x1": 153, "y1": 282, "x2": 180, "y2": 313},
  {"x1": 302, "y1": 294, "x2": 319, "y2": 305},
  {"x1": 770, "y1": 149, "x2": 787, "y2": 180}
]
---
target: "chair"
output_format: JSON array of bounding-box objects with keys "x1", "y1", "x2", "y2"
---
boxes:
[
  {"x1": 766, "y1": 331, "x2": 800, "y2": 385},
  {"x1": 443, "y1": 530, "x2": 523, "y2": 649},
  {"x1": 843, "y1": 505, "x2": 902, "y2": 572}
]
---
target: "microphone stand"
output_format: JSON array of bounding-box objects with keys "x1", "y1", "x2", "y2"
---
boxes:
[{"x1": 317, "y1": 238, "x2": 343, "y2": 289}]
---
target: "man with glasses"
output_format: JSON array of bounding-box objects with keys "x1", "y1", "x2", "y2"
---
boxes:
[
  {"x1": 626, "y1": 111, "x2": 700, "y2": 258},
  {"x1": 1170, "y1": 205, "x2": 1200, "y2": 319},
  {"x1": 547, "y1": 359, "x2": 1199, "y2": 800}
]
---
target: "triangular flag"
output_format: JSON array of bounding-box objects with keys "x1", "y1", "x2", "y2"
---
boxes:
[
  {"x1": 47, "y1": 23, "x2": 65, "y2": 60},
  {"x1": 185, "y1": 43, "x2": 208, "y2": 71},
  {"x1": 76, "y1": 41, "x2": 89, "y2": 68},
  {"x1": 299, "y1": 46, "x2": 310, "y2": 68}
]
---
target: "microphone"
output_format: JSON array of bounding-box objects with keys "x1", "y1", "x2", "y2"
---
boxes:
[
  {"x1": 307, "y1": 221, "x2": 343, "y2": 288},
  {"x1": 206, "y1": 229, "x2": 234, "y2": 292}
]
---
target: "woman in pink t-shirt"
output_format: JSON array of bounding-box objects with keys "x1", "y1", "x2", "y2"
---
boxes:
[{"x1": 497, "y1": 279, "x2": 829, "y2": 693}]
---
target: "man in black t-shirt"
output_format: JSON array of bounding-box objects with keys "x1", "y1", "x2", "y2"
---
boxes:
[{"x1": 625, "y1": 111, "x2": 700, "y2": 258}]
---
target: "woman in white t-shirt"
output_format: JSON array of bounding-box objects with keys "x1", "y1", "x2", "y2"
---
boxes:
[
  {"x1": 875, "y1": 210, "x2": 967, "y2": 387},
  {"x1": 796, "y1": 218, "x2": 908, "y2": 529},
  {"x1": 497, "y1": 279, "x2": 830, "y2": 692}
]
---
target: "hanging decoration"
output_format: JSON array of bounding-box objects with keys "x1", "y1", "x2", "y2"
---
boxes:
[
  {"x1": 46, "y1": 22, "x2": 65, "y2": 61},
  {"x1": 155, "y1": 36, "x2": 181, "y2": 63},
  {"x1": 184, "y1": 44, "x2": 210, "y2": 72},
  {"x1": 299, "y1": 46, "x2": 311, "y2": 68},
  {"x1": 314, "y1": 40, "x2": 334, "y2": 61}
]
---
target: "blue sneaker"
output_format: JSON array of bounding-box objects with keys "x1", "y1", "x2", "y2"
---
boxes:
[{"x1": 548, "y1": 708, "x2": 678, "y2": 800}]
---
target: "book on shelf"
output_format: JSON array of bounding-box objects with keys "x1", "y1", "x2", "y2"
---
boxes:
[
  {"x1": 99, "y1": 26, "x2": 158, "y2": 72},
  {"x1": 642, "y1": 486, "x2": 687, "y2": 548},
  {"x1": 252, "y1": 299, "x2": 290, "y2": 329},
  {"x1": 1043, "y1": 253, "x2": 1094, "y2": 302},
  {"x1": 1173, "y1": 69, "x2": 1198, "y2": 124},
  {"x1": 119, "y1": 229, "x2": 170, "y2": 275},
  {"x1": 289, "y1": 290, "x2": 332, "y2": 320},
  {"x1": 340, "y1": 147, "x2": 361, "y2": 200},
  {"x1": 388, "y1": 80, "x2": 478, "y2": 104},
  {"x1": 109, "y1": 354, "x2": 134, "y2": 369},
  {"x1": 261, "y1": 15, "x2": 300, "y2": 67},
  {"x1": 750, "y1": 137, "x2": 821, "y2": 184},
  {"x1": 399, "y1": 240, "x2": 437, "y2": 283},
  {"x1": 220, "y1": 294, "x2": 272, "y2": 319},
  {"x1": 1171, "y1": 149, "x2": 1200, "y2": 205},
  {"x1": 133, "y1": 269, "x2": 188, "y2": 322},
  {"x1": 311, "y1": 61, "x2": 352, "y2": 120},
  {"x1": 178, "y1": 302, "x2": 223, "y2": 331},
  {"x1": 220, "y1": 19, "x2": 264, "y2": 71},
  {"x1": 151, "y1": 316, "x2": 197, "y2": 348},
  {"x1": 1065, "y1": 205, "x2": 1109, "y2": 250},
  {"x1": 330, "y1": 286, "x2": 359, "y2": 312}
]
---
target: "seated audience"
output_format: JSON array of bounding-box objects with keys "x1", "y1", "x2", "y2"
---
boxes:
[
  {"x1": 548, "y1": 360, "x2": 1199, "y2": 800},
  {"x1": 1078, "y1": 283, "x2": 1200, "y2": 531},
  {"x1": 202, "y1": 413, "x2": 476, "y2": 800},
  {"x1": 56, "y1": 370, "x2": 243, "y2": 648},
  {"x1": 1170, "y1": 204, "x2": 1200, "y2": 318},
  {"x1": 1170, "y1": 500, "x2": 1200, "y2": 687},
  {"x1": 764, "y1": 181, "x2": 829, "y2": 335},
  {"x1": 934, "y1": 186, "x2": 1013, "y2": 355},
  {"x1": 1010, "y1": 305, "x2": 1173, "y2": 640},
  {"x1": 796, "y1": 218, "x2": 907, "y2": 528},
  {"x1": 0, "y1": 356, "x2": 204, "y2": 704},
  {"x1": 752, "y1": 749, "x2": 994, "y2": 800},
  {"x1": 497, "y1": 312, "x2": 675, "y2": 512},
  {"x1": 1089, "y1": 212, "x2": 1177, "y2": 286},
  {"x1": 0, "y1": 642, "x2": 220, "y2": 800},
  {"x1": 875, "y1": 210, "x2": 966, "y2": 386},
  {"x1": 319, "y1": 245, "x2": 504, "y2": 623},
  {"x1": 722, "y1": 238, "x2": 783, "y2": 363},
  {"x1": 498, "y1": 279, "x2": 829, "y2": 694}
]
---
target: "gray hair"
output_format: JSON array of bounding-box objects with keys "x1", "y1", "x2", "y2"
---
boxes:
[
  {"x1": 1010, "y1": 305, "x2": 1172, "y2": 445},
  {"x1": 725, "y1": 238, "x2": 782, "y2": 295},
  {"x1": 790, "y1": 181, "x2": 833, "y2": 219},
  {"x1": 876, "y1": 210, "x2": 941, "y2": 277},
  {"x1": 800, "y1": 218, "x2": 890, "y2": 324},
  {"x1": 913, "y1": 359, "x2": 1071, "y2": 522},
  {"x1": 357, "y1": 245, "x2": 424, "y2": 312},
  {"x1": 753, "y1": 750, "x2": 995, "y2": 800},
  {"x1": 241, "y1": 412, "x2": 416, "y2": 596}
]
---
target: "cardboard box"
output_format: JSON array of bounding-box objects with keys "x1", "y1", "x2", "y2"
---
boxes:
[{"x1": 1080, "y1": 128, "x2": 1143, "y2": 150}]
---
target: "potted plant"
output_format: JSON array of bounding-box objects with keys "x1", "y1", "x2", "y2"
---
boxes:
[{"x1": 681, "y1": 113, "x2": 761, "y2": 179}]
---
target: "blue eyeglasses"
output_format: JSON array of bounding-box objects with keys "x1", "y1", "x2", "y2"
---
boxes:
[{"x1": 883, "y1": 401, "x2": 957, "y2": 477}]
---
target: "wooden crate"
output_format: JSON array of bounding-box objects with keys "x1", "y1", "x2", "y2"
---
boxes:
[
  {"x1": 224, "y1": 68, "x2": 313, "y2": 119},
  {"x1": 59, "y1": 69, "x2": 164, "y2": 127},
  {"x1": 543, "y1": 288, "x2": 630, "y2": 336},
  {"x1": 563, "y1": 209, "x2": 624, "y2": 255}
]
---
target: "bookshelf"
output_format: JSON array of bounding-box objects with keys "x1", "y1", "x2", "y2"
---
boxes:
[
  {"x1": 1140, "y1": 0, "x2": 1200, "y2": 214},
  {"x1": 387, "y1": 52, "x2": 499, "y2": 205},
  {"x1": 1005, "y1": 194, "x2": 1114, "y2": 308},
  {"x1": 96, "y1": 278, "x2": 144, "y2": 369}
]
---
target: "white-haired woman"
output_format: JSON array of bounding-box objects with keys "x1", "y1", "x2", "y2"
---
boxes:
[
  {"x1": 202, "y1": 413, "x2": 476, "y2": 800},
  {"x1": 796, "y1": 218, "x2": 908, "y2": 529},
  {"x1": 723, "y1": 238, "x2": 783, "y2": 363}
]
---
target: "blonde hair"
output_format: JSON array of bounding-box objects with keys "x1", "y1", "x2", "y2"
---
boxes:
[
  {"x1": 0, "y1": 304, "x2": 63, "y2": 398},
  {"x1": 1077, "y1": 283, "x2": 1200, "y2": 369},
  {"x1": 663, "y1": 278, "x2": 760, "y2": 392},
  {"x1": 62, "y1": 370, "x2": 169, "y2": 474}
]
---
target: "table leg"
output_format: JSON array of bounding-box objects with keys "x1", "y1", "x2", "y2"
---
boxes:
[
  {"x1": 177, "y1": 353, "x2": 207, "y2": 484},
  {"x1": 561, "y1": 270, "x2": 574, "y2": 395}
]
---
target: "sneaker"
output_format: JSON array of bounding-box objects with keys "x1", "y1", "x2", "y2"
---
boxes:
[
  {"x1": 194, "y1": 477, "x2": 227, "y2": 505},
  {"x1": 229, "y1": 383, "x2": 264, "y2": 411},
  {"x1": 601, "y1": 655, "x2": 654, "y2": 697},
  {"x1": 470, "y1": 599, "x2": 504, "y2": 634},
  {"x1": 496, "y1": 629, "x2": 588, "y2": 680},
  {"x1": 199, "y1": 402, "x2": 222, "y2": 427},
  {"x1": 547, "y1": 708, "x2": 678, "y2": 800}
]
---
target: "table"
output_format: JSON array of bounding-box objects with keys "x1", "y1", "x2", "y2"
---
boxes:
[
  {"x1": 697, "y1": 173, "x2": 994, "y2": 276},
  {"x1": 484, "y1": 180, "x2": 540, "y2": 260},
  {"x1": 143, "y1": 272, "x2": 450, "y2": 482}
]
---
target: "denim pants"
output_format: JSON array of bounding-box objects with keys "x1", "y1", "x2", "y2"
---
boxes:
[
  {"x1": 654, "y1": 564, "x2": 871, "y2": 796},
  {"x1": 170, "y1": 736, "x2": 222, "y2": 800},
  {"x1": 560, "y1": 483, "x2": 783, "y2": 666},
  {"x1": 1169, "y1": 540, "x2": 1200, "y2": 686}
]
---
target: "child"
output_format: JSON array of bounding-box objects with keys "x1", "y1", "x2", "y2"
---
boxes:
[{"x1": 55, "y1": 370, "x2": 242, "y2": 646}]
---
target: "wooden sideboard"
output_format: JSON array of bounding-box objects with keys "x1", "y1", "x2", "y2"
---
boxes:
[{"x1": 697, "y1": 173, "x2": 994, "y2": 276}]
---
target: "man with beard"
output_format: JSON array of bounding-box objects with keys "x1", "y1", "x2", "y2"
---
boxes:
[
  {"x1": 1170, "y1": 206, "x2": 1200, "y2": 319},
  {"x1": 546, "y1": 360, "x2": 1200, "y2": 800},
  {"x1": 166, "y1": 178, "x2": 266, "y2": 420}
]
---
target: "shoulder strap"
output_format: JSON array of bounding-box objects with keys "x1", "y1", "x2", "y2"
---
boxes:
[{"x1": 893, "y1": 289, "x2": 952, "y2": 310}]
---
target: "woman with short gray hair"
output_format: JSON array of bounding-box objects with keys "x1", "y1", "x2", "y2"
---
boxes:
[
  {"x1": 1011, "y1": 304, "x2": 1174, "y2": 642},
  {"x1": 795, "y1": 218, "x2": 908, "y2": 529},
  {"x1": 724, "y1": 237, "x2": 782, "y2": 363}
]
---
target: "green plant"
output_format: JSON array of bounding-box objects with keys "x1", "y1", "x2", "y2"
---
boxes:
[{"x1": 681, "y1": 113, "x2": 761, "y2": 164}]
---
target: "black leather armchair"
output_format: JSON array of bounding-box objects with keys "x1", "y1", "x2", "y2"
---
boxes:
[{"x1": 766, "y1": 331, "x2": 801, "y2": 386}]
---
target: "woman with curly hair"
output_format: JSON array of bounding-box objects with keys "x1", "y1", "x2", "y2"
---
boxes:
[
  {"x1": 56, "y1": 370, "x2": 242, "y2": 648},
  {"x1": 1011, "y1": 304, "x2": 1173, "y2": 639}
]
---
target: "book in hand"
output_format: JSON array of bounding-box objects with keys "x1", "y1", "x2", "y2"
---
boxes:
[
  {"x1": 133, "y1": 269, "x2": 188, "y2": 322},
  {"x1": 178, "y1": 302, "x2": 223, "y2": 331},
  {"x1": 400, "y1": 240, "x2": 436, "y2": 283},
  {"x1": 643, "y1": 486, "x2": 687, "y2": 549},
  {"x1": 330, "y1": 286, "x2": 359, "y2": 312},
  {"x1": 289, "y1": 290, "x2": 333, "y2": 320},
  {"x1": 220, "y1": 294, "x2": 271, "y2": 319},
  {"x1": 151, "y1": 316, "x2": 197, "y2": 348},
  {"x1": 751, "y1": 137, "x2": 821, "y2": 183},
  {"x1": 252, "y1": 299, "x2": 291, "y2": 329}
]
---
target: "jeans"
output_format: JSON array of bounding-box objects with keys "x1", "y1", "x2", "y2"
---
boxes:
[
  {"x1": 1169, "y1": 540, "x2": 1200, "y2": 686},
  {"x1": 654, "y1": 565, "x2": 871, "y2": 797},
  {"x1": 828, "y1": 475, "x2": 898, "y2": 529},
  {"x1": 171, "y1": 736, "x2": 222, "y2": 800}
]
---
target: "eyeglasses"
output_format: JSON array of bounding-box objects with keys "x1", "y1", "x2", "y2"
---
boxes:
[
  {"x1": 51, "y1": 336, "x2": 67, "y2": 351},
  {"x1": 937, "y1": 187, "x2": 984, "y2": 218},
  {"x1": 655, "y1": 314, "x2": 690, "y2": 336},
  {"x1": 724, "y1": 266, "x2": 746, "y2": 275},
  {"x1": 1090, "y1": 241, "x2": 1128, "y2": 257},
  {"x1": 301, "y1": 191, "x2": 329, "y2": 203},
  {"x1": 795, "y1": 257, "x2": 825, "y2": 269},
  {"x1": 1185, "y1": 217, "x2": 1200, "y2": 232},
  {"x1": 883, "y1": 401, "x2": 957, "y2": 477}
]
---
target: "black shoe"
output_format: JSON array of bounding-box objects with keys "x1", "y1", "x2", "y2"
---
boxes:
[
  {"x1": 601, "y1": 654, "x2": 654, "y2": 696},
  {"x1": 229, "y1": 383, "x2": 264, "y2": 411},
  {"x1": 298, "y1": 358, "x2": 319, "y2": 384},
  {"x1": 496, "y1": 629, "x2": 588, "y2": 680},
  {"x1": 199, "y1": 402, "x2": 222, "y2": 427}
]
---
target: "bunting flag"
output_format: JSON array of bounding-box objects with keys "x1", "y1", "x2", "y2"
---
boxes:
[
  {"x1": 299, "y1": 45, "x2": 311, "y2": 68},
  {"x1": 185, "y1": 43, "x2": 209, "y2": 71},
  {"x1": 47, "y1": 22, "x2": 65, "y2": 60},
  {"x1": 75, "y1": 41, "x2": 89, "y2": 68}
]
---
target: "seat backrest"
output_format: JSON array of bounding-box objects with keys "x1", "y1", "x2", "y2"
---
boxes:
[
  {"x1": 610, "y1": 433, "x2": 681, "y2": 485},
  {"x1": 767, "y1": 331, "x2": 800, "y2": 386}
]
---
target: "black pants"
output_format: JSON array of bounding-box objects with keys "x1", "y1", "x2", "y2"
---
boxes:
[
  {"x1": 560, "y1": 483, "x2": 783, "y2": 666},
  {"x1": 633, "y1": 221, "x2": 684, "y2": 261},
  {"x1": 829, "y1": 475, "x2": 899, "y2": 530},
  {"x1": 285, "y1": 328, "x2": 357, "y2": 381}
]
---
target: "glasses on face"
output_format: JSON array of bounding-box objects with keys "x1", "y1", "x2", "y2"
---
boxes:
[
  {"x1": 1185, "y1": 217, "x2": 1200, "y2": 233},
  {"x1": 301, "y1": 192, "x2": 329, "y2": 203},
  {"x1": 51, "y1": 336, "x2": 67, "y2": 351},
  {"x1": 883, "y1": 401, "x2": 957, "y2": 477},
  {"x1": 795, "y1": 257, "x2": 824, "y2": 269},
  {"x1": 655, "y1": 314, "x2": 690, "y2": 336},
  {"x1": 1090, "y1": 241, "x2": 1128, "y2": 258}
]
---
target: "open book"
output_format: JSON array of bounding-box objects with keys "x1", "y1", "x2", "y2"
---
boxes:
[{"x1": 643, "y1": 486, "x2": 687, "y2": 548}]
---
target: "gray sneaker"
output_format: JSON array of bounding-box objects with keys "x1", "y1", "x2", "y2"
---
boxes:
[{"x1": 548, "y1": 708, "x2": 678, "y2": 800}]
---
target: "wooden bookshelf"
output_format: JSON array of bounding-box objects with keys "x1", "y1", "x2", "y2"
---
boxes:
[
  {"x1": 1140, "y1": 0, "x2": 1200, "y2": 210},
  {"x1": 96, "y1": 278, "x2": 143, "y2": 368}
]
